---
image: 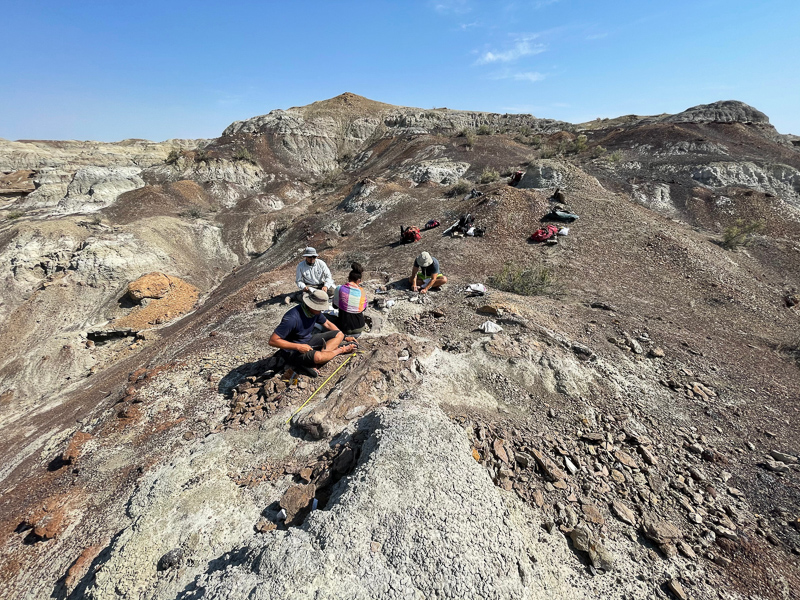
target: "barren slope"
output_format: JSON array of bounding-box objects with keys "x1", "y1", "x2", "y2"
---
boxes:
[{"x1": 0, "y1": 95, "x2": 798, "y2": 600}]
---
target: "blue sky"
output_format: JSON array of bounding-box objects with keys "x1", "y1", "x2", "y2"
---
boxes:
[{"x1": 2, "y1": 0, "x2": 798, "y2": 141}]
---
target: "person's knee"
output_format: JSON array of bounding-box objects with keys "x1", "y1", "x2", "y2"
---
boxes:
[{"x1": 439, "y1": 275, "x2": 448, "y2": 284}]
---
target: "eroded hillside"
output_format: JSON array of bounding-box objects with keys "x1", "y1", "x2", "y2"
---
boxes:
[{"x1": 1, "y1": 94, "x2": 799, "y2": 600}]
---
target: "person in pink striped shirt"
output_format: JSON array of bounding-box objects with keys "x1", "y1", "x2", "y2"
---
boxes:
[{"x1": 333, "y1": 265, "x2": 368, "y2": 335}]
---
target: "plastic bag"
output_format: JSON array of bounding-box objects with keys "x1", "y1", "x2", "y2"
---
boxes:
[{"x1": 479, "y1": 320, "x2": 503, "y2": 333}]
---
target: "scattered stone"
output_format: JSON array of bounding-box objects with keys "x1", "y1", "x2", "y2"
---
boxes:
[
  {"x1": 157, "y1": 548, "x2": 184, "y2": 571},
  {"x1": 590, "y1": 301, "x2": 616, "y2": 311},
  {"x1": 676, "y1": 540, "x2": 697, "y2": 560},
  {"x1": 666, "y1": 578, "x2": 688, "y2": 600},
  {"x1": 182, "y1": 431, "x2": 195, "y2": 441},
  {"x1": 762, "y1": 459, "x2": 790, "y2": 473},
  {"x1": 370, "y1": 541, "x2": 382, "y2": 552},
  {"x1": 713, "y1": 554, "x2": 732, "y2": 567},
  {"x1": 530, "y1": 448, "x2": 567, "y2": 481},
  {"x1": 61, "y1": 431, "x2": 93, "y2": 465},
  {"x1": 611, "y1": 500, "x2": 636, "y2": 526},
  {"x1": 279, "y1": 484, "x2": 317, "y2": 526},
  {"x1": 769, "y1": 450, "x2": 798, "y2": 464},
  {"x1": 746, "y1": 442, "x2": 756, "y2": 451},
  {"x1": 548, "y1": 408, "x2": 557, "y2": 419},
  {"x1": 648, "y1": 347, "x2": 665, "y2": 358},
  {"x1": 582, "y1": 504, "x2": 605, "y2": 525},
  {"x1": 299, "y1": 467, "x2": 313, "y2": 483},
  {"x1": 564, "y1": 457, "x2": 578, "y2": 475},
  {"x1": 493, "y1": 438, "x2": 509, "y2": 464},
  {"x1": 614, "y1": 450, "x2": 638, "y2": 469},
  {"x1": 685, "y1": 443, "x2": 704, "y2": 455},
  {"x1": 642, "y1": 517, "x2": 682, "y2": 547},
  {"x1": 581, "y1": 432, "x2": 605, "y2": 444},
  {"x1": 255, "y1": 518, "x2": 277, "y2": 533},
  {"x1": 638, "y1": 445, "x2": 658, "y2": 466},
  {"x1": 570, "y1": 526, "x2": 614, "y2": 571},
  {"x1": 516, "y1": 452, "x2": 532, "y2": 469},
  {"x1": 610, "y1": 469, "x2": 626, "y2": 484},
  {"x1": 471, "y1": 448, "x2": 481, "y2": 462},
  {"x1": 688, "y1": 467, "x2": 706, "y2": 482}
]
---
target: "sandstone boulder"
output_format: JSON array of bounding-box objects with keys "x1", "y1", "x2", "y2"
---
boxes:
[{"x1": 127, "y1": 272, "x2": 173, "y2": 302}]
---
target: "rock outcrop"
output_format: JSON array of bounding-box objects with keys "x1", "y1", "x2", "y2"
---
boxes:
[{"x1": 1, "y1": 94, "x2": 799, "y2": 600}]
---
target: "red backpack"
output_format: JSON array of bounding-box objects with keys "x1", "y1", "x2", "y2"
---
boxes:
[
  {"x1": 529, "y1": 225, "x2": 559, "y2": 243},
  {"x1": 401, "y1": 226, "x2": 421, "y2": 244}
]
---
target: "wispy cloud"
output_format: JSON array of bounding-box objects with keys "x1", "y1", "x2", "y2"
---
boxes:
[
  {"x1": 489, "y1": 69, "x2": 546, "y2": 83},
  {"x1": 459, "y1": 21, "x2": 480, "y2": 30},
  {"x1": 514, "y1": 71, "x2": 546, "y2": 82},
  {"x1": 586, "y1": 32, "x2": 608, "y2": 40},
  {"x1": 432, "y1": 0, "x2": 472, "y2": 15},
  {"x1": 533, "y1": 0, "x2": 562, "y2": 8},
  {"x1": 475, "y1": 35, "x2": 545, "y2": 65}
]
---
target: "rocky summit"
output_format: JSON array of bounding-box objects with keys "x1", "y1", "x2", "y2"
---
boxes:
[{"x1": 1, "y1": 93, "x2": 799, "y2": 600}]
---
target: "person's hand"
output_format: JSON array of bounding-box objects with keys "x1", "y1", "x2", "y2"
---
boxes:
[
  {"x1": 344, "y1": 336, "x2": 356, "y2": 342},
  {"x1": 322, "y1": 286, "x2": 328, "y2": 292},
  {"x1": 303, "y1": 286, "x2": 310, "y2": 293},
  {"x1": 296, "y1": 344, "x2": 313, "y2": 353},
  {"x1": 420, "y1": 288, "x2": 428, "y2": 295},
  {"x1": 411, "y1": 282, "x2": 418, "y2": 291}
]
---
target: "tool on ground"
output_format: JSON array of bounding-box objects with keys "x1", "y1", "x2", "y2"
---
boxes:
[{"x1": 285, "y1": 353, "x2": 356, "y2": 424}]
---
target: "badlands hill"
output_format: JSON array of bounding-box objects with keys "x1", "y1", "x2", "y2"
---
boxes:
[{"x1": 0, "y1": 93, "x2": 799, "y2": 600}]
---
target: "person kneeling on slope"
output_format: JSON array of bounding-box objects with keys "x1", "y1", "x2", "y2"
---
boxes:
[
  {"x1": 410, "y1": 251, "x2": 447, "y2": 294},
  {"x1": 269, "y1": 289, "x2": 356, "y2": 378},
  {"x1": 332, "y1": 265, "x2": 368, "y2": 335}
]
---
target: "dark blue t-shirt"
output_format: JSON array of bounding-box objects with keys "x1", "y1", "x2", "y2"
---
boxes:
[
  {"x1": 415, "y1": 256, "x2": 441, "y2": 278},
  {"x1": 274, "y1": 305, "x2": 327, "y2": 346}
]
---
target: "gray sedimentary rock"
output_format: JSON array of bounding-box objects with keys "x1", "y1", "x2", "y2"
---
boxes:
[
  {"x1": 665, "y1": 100, "x2": 770, "y2": 125},
  {"x1": 187, "y1": 404, "x2": 587, "y2": 600}
]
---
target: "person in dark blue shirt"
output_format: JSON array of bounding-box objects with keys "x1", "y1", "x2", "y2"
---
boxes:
[{"x1": 269, "y1": 289, "x2": 356, "y2": 377}]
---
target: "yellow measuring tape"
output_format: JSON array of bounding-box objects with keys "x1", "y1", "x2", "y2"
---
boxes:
[{"x1": 285, "y1": 353, "x2": 356, "y2": 424}]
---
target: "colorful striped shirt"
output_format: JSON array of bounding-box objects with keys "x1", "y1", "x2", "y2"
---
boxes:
[{"x1": 336, "y1": 282, "x2": 367, "y2": 314}]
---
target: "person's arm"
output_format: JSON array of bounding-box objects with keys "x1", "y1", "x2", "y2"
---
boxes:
[
  {"x1": 322, "y1": 263, "x2": 334, "y2": 291},
  {"x1": 420, "y1": 259, "x2": 439, "y2": 294},
  {"x1": 410, "y1": 264, "x2": 419, "y2": 291},
  {"x1": 268, "y1": 332, "x2": 312, "y2": 354},
  {"x1": 296, "y1": 263, "x2": 308, "y2": 291},
  {"x1": 322, "y1": 318, "x2": 340, "y2": 332}
]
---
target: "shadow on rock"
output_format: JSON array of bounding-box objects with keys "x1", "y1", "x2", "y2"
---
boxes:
[{"x1": 217, "y1": 354, "x2": 285, "y2": 397}]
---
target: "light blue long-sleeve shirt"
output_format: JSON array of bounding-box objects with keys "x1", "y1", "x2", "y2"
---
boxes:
[{"x1": 295, "y1": 258, "x2": 334, "y2": 290}]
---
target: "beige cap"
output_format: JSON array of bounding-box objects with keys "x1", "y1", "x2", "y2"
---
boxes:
[{"x1": 416, "y1": 251, "x2": 433, "y2": 268}]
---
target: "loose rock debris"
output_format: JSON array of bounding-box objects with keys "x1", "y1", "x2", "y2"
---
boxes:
[{"x1": 453, "y1": 409, "x2": 800, "y2": 585}]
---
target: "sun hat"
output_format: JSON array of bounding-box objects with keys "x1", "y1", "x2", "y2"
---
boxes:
[
  {"x1": 302, "y1": 247, "x2": 318, "y2": 257},
  {"x1": 303, "y1": 289, "x2": 329, "y2": 311},
  {"x1": 416, "y1": 251, "x2": 433, "y2": 268}
]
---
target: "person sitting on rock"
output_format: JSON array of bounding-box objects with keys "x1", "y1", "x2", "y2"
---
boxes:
[
  {"x1": 294, "y1": 247, "x2": 334, "y2": 300},
  {"x1": 269, "y1": 289, "x2": 356, "y2": 377},
  {"x1": 410, "y1": 251, "x2": 447, "y2": 294},
  {"x1": 332, "y1": 265, "x2": 368, "y2": 335}
]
